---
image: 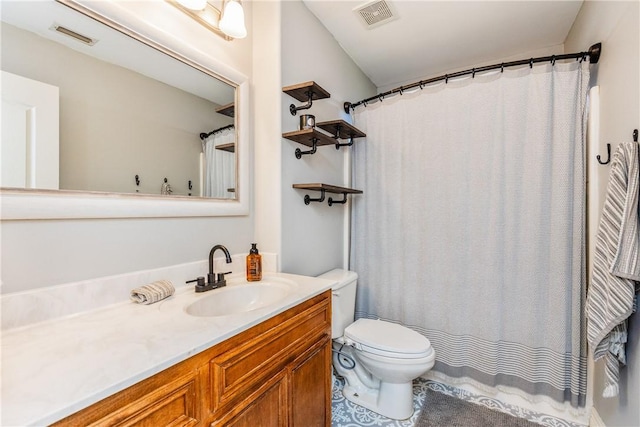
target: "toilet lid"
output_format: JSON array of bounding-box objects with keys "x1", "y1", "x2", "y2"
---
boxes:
[{"x1": 344, "y1": 318, "x2": 433, "y2": 359}]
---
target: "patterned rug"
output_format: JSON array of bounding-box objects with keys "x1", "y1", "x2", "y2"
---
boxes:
[{"x1": 331, "y1": 376, "x2": 585, "y2": 427}]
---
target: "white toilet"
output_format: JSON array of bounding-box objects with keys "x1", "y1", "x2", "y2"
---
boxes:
[{"x1": 319, "y1": 269, "x2": 435, "y2": 420}]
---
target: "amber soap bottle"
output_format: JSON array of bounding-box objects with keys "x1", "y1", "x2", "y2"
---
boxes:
[{"x1": 246, "y1": 243, "x2": 262, "y2": 281}]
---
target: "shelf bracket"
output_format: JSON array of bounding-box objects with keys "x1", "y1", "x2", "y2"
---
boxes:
[
  {"x1": 335, "y1": 137, "x2": 354, "y2": 150},
  {"x1": 290, "y1": 90, "x2": 313, "y2": 116},
  {"x1": 330, "y1": 123, "x2": 354, "y2": 150},
  {"x1": 303, "y1": 189, "x2": 325, "y2": 205},
  {"x1": 328, "y1": 193, "x2": 348, "y2": 206},
  {"x1": 295, "y1": 137, "x2": 318, "y2": 159},
  {"x1": 293, "y1": 183, "x2": 362, "y2": 206}
]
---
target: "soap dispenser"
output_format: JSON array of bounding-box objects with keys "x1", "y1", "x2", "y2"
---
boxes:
[{"x1": 246, "y1": 243, "x2": 262, "y2": 282}]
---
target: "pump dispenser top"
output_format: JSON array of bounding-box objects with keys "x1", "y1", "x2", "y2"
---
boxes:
[{"x1": 246, "y1": 243, "x2": 262, "y2": 281}]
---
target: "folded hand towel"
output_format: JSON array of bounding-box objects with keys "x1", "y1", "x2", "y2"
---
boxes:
[{"x1": 130, "y1": 280, "x2": 175, "y2": 305}]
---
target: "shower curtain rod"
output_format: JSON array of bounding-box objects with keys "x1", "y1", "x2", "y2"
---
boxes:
[
  {"x1": 200, "y1": 123, "x2": 234, "y2": 140},
  {"x1": 344, "y1": 42, "x2": 602, "y2": 114}
]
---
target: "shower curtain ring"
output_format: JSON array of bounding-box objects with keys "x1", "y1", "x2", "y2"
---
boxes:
[
  {"x1": 551, "y1": 55, "x2": 556, "y2": 66},
  {"x1": 529, "y1": 58, "x2": 534, "y2": 68},
  {"x1": 378, "y1": 94, "x2": 384, "y2": 102},
  {"x1": 445, "y1": 74, "x2": 449, "y2": 84},
  {"x1": 472, "y1": 68, "x2": 476, "y2": 78},
  {"x1": 419, "y1": 81, "x2": 425, "y2": 90},
  {"x1": 501, "y1": 63, "x2": 505, "y2": 73}
]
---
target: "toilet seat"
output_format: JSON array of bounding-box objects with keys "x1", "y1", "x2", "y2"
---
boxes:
[{"x1": 344, "y1": 318, "x2": 433, "y2": 359}]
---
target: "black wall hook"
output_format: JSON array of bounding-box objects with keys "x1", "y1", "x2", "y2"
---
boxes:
[{"x1": 597, "y1": 144, "x2": 611, "y2": 165}]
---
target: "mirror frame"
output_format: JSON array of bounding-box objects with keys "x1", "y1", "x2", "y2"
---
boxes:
[{"x1": 0, "y1": 0, "x2": 249, "y2": 219}]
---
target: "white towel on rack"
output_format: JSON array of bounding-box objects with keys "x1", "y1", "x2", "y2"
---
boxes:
[{"x1": 587, "y1": 141, "x2": 639, "y2": 397}]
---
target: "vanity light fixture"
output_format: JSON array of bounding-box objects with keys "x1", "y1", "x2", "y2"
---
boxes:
[
  {"x1": 169, "y1": 0, "x2": 246, "y2": 41},
  {"x1": 219, "y1": 0, "x2": 247, "y2": 39}
]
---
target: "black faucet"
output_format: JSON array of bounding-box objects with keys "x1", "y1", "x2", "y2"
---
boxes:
[{"x1": 187, "y1": 244, "x2": 233, "y2": 292}]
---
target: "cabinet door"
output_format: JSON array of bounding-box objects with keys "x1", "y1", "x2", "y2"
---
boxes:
[
  {"x1": 51, "y1": 369, "x2": 201, "y2": 427},
  {"x1": 212, "y1": 373, "x2": 287, "y2": 427},
  {"x1": 290, "y1": 336, "x2": 331, "y2": 427}
]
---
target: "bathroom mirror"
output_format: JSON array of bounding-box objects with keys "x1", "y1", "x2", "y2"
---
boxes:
[{"x1": 0, "y1": 0, "x2": 249, "y2": 218}]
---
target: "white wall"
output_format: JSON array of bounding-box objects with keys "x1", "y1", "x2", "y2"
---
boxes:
[
  {"x1": 252, "y1": 0, "x2": 376, "y2": 276},
  {"x1": 279, "y1": 0, "x2": 376, "y2": 276},
  {"x1": 0, "y1": 0, "x2": 254, "y2": 294},
  {"x1": 253, "y1": 0, "x2": 282, "y2": 265},
  {"x1": 565, "y1": 1, "x2": 640, "y2": 426}
]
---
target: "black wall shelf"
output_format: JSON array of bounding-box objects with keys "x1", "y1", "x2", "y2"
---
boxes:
[
  {"x1": 293, "y1": 183, "x2": 363, "y2": 206},
  {"x1": 316, "y1": 120, "x2": 366, "y2": 149},
  {"x1": 216, "y1": 103, "x2": 235, "y2": 117},
  {"x1": 283, "y1": 81, "x2": 330, "y2": 116},
  {"x1": 283, "y1": 128, "x2": 336, "y2": 158},
  {"x1": 215, "y1": 143, "x2": 235, "y2": 153}
]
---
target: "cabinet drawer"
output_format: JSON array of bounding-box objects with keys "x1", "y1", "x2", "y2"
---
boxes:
[{"x1": 210, "y1": 292, "x2": 330, "y2": 413}]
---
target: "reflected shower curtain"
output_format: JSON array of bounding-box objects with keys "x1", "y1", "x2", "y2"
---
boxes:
[
  {"x1": 203, "y1": 127, "x2": 235, "y2": 198},
  {"x1": 351, "y1": 62, "x2": 589, "y2": 407}
]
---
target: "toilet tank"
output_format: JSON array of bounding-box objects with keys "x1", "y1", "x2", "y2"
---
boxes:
[{"x1": 317, "y1": 269, "x2": 358, "y2": 339}]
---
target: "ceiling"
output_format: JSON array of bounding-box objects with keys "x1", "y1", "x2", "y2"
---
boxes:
[{"x1": 302, "y1": 0, "x2": 584, "y2": 90}]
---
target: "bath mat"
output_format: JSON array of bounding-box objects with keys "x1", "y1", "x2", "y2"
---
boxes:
[{"x1": 415, "y1": 389, "x2": 540, "y2": 427}]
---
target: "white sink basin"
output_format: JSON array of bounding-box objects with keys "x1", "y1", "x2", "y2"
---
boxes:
[{"x1": 185, "y1": 281, "x2": 293, "y2": 317}]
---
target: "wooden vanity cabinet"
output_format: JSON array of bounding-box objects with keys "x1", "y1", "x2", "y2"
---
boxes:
[{"x1": 52, "y1": 291, "x2": 331, "y2": 427}]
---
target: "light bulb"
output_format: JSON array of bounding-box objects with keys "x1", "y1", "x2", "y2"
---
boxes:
[{"x1": 219, "y1": 0, "x2": 247, "y2": 39}]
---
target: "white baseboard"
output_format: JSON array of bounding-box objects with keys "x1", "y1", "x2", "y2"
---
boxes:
[{"x1": 590, "y1": 408, "x2": 606, "y2": 427}]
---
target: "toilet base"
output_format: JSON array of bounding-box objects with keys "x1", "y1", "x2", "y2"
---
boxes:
[{"x1": 342, "y1": 380, "x2": 414, "y2": 420}]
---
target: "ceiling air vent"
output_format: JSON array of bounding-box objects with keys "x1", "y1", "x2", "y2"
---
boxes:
[
  {"x1": 354, "y1": 0, "x2": 398, "y2": 29},
  {"x1": 50, "y1": 24, "x2": 97, "y2": 46}
]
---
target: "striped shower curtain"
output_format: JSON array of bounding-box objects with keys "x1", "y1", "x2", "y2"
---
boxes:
[{"x1": 351, "y1": 61, "x2": 589, "y2": 407}]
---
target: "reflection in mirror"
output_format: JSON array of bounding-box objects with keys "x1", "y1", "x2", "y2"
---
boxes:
[{"x1": 1, "y1": 0, "x2": 237, "y2": 199}]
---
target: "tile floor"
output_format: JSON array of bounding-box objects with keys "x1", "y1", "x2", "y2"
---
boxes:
[{"x1": 331, "y1": 376, "x2": 585, "y2": 427}]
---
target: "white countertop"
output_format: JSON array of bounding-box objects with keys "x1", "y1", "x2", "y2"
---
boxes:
[{"x1": 1, "y1": 272, "x2": 335, "y2": 426}]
